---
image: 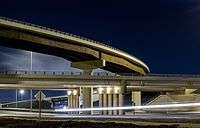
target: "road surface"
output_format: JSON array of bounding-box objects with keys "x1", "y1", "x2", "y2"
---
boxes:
[{"x1": 0, "y1": 110, "x2": 200, "y2": 123}]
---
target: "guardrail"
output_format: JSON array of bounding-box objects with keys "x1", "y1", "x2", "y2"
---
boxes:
[
  {"x1": 0, "y1": 70, "x2": 200, "y2": 78},
  {"x1": 0, "y1": 70, "x2": 117, "y2": 76}
]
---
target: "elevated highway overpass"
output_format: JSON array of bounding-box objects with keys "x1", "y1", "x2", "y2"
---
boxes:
[
  {"x1": 0, "y1": 17, "x2": 149, "y2": 74},
  {"x1": 0, "y1": 71, "x2": 200, "y2": 115},
  {"x1": 0, "y1": 70, "x2": 199, "y2": 90},
  {"x1": 0, "y1": 17, "x2": 199, "y2": 116}
]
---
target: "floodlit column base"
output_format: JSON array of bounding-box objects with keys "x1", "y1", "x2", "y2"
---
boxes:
[
  {"x1": 72, "y1": 95, "x2": 79, "y2": 114},
  {"x1": 75, "y1": 95, "x2": 79, "y2": 108},
  {"x1": 91, "y1": 87, "x2": 94, "y2": 115},
  {"x1": 132, "y1": 91, "x2": 141, "y2": 106},
  {"x1": 132, "y1": 91, "x2": 141, "y2": 113},
  {"x1": 118, "y1": 94, "x2": 124, "y2": 115},
  {"x1": 103, "y1": 94, "x2": 108, "y2": 115},
  {"x1": 113, "y1": 94, "x2": 118, "y2": 115},
  {"x1": 108, "y1": 94, "x2": 112, "y2": 115},
  {"x1": 82, "y1": 87, "x2": 92, "y2": 114},
  {"x1": 72, "y1": 95, "x2": 76, "y2": 108},
  {"x1": 79, "y1": 87, "x2": 82, "y2": 114},
  {"x1": 99, "y1": 94, "x2": 103, "y2": 115},
  {"x1": 68, "y1": 95, "x2": 73, "y2": 114}
]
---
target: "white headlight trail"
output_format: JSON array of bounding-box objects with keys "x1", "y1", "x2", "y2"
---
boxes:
[{"x1": 55, "y1": 102, "x2": 200, "y2": 112}]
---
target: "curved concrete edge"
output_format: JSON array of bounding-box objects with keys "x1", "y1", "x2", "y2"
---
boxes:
[{"x1": 0, "y1": 17, "x2": 150, "y2": 73}]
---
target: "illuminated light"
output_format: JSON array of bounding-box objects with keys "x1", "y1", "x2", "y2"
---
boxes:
[
  {"x1": 19, "y1": 89, "x2": 25, "y2": 95},
  {"x1": 98, "y1": 88, "x2": 104, "y2": 94},
  {"x1": 73, "y1": 90, "x2": 78, "y2": 95},
  {"x1": 106, "y1": 87, "x2": 112, "y2": 94},
  {"x1": 62, "y1": 106, "x2": 67, "y2": 110},
  {"x1": 114, "y1": 87, "x2": 120, "y2": 94},
  {"x1": 67, "y1": 90, "x2": 72, "y2": 96},
  {"x1": 93, "y1": 90, "x2": 98, "y2": 94},
  {"x1": 55, "y1": 102, "x2": 200, "y2": 112}
]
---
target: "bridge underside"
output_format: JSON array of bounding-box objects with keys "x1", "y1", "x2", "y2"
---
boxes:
[{"x1": 0, "y1": 26, "x2": 147, "y2": 74}]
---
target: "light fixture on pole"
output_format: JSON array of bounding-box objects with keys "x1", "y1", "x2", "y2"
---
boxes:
[{"x1": 19, "y1": 89, "x2": 25, "y2": 100}]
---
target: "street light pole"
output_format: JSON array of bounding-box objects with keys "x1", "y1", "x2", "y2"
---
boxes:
[
  {"x1": 30, "y1": 51, "x2": 32, "y2": 71},
  {"x1": 15, "y1": 89, "x2": 18, "y2": 108},
  {"x1": 30, "y1": 51, "x2": 33, "y2": 111}
]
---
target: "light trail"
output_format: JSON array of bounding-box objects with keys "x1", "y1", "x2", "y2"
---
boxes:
[{"x1": 55, "y1": 102, "x2": 200, "y2": 112}]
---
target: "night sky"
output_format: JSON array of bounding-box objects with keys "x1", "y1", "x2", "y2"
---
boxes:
[
  {"x1": 1, "y1": 0, "x2": 200, "y2": 74},
  {"x1": 0, "y1": 0, "x2": 200, "y2": 103}
]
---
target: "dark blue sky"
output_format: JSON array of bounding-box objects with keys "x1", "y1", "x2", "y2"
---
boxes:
[{"x1": 1, "y1": 0, "x2": 200, "y2": 74}]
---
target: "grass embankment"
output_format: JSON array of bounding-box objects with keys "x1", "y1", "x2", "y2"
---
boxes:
[{"x1": 0, "y1": 118, "x2": 181, "y2": 128}]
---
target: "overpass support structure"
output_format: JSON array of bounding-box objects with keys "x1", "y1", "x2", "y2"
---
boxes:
[
  {"x1": 131, "y1": 91, "x2": 141, "y2": 106},
  {"x1": 97, "y1": 84, "x2": 134, "y2": 115},
  {"x1": 71, "y1": 59, "x2": 106, "y2": 114},
  {"x1": 0, "y1": 17, "x2": 149, "y2": 115},
  {"x1": 67, "y1": 89, "x2": 79, "y2": 114}
]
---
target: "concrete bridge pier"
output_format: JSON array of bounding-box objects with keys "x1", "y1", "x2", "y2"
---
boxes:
[
  {"x1": 131, "y1": 91, "x2": 141, "y2": 106},
  {"x1": 67, "y1": 94, "x2": 72, "y2": 114},
  {"x1": 98, "y1": 86, "x2": 126, "y2": 115},
  {"x1": 72, "y1": 59, "x2": 106, "y2": 115},
  {"x1": 103, "y1": 93, "x2": 108, "y2": 115},
  {"x1": 81, "y1": 87, "x2": 93, "y2": 114},
  {"x1": 99, "y1": 93, "x2": 103, "y2": 115},
  {"x1": 108, "y1": 93, "x2": 113, "y2": 115},
  {"x1": 67, "y1": 89, "x2": 79, "y2": 114},
  {"x1": 113, "y1": 93, "x2": 118, "y2": 115},
  {"x1": 118, "y1": 93, "x2": 124, "y2": 115},
  {"x1": 131, "y1": 91, "x2": 141, "y2": 113}
]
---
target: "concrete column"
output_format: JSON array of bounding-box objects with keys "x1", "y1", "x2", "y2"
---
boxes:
[
  {"x1": 108, "y1": 94, "x2": 112, "y2": 115},
  {"x1": 113, "y1": 94, "x2": 118, "y2": 115},
  {"x1": 82, "y1": 87, "x2": 92, "y2": 114},
  {"x1": 67, "y1": 95, "x2": 73, "y2": 114},
  {"x1": 79, "y1": 87, "x2": 82, "y2": 115},
  {"x1": 74, "y1": 94, "x2": 79, "y2": 114},
  {"x1": 103, "y1": 94, "x2": 107, "y2": 115},
  {"x1": 68, "y1": 95, "x2": 72, "y2": 108},
  {"x1": 75, "y1": 95, "x2": 79, "y2": 108},
  {"x1": 72, "y1": 95, "x2": 76, "y2": 108},
  {"x1": 131, "y1": 91, "x2": 141, "y2": 106},
  {"x1": 91, "y1": 87, "x2": 94, "y2": 115},
  {"x1": 71, "y1": 95, "x2": 76, "y2": 114},
  {"x1": 118, "y1": 93, "x2": 124, "y2": 115},
  {"x1": 99, "y1": 94, "x2": 103, "y2": 115},
  {"x1": 70, "y1": 95, "x2": 73, "y2": 108}
]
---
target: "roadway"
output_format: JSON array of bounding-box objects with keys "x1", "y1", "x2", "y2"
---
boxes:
[
  {"x1": 0, "y1": 110, "x2": 200, "y2": 123},
  {"x1": 0, "y1": 71, "x2": 200, "y2": 90}
]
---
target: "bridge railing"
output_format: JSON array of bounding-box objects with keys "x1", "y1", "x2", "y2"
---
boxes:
[
  {"x1": 148, "y1": 73, "x2": 200, "y2": 78},
  {"x1": 0, "y1": 70, "x2": 117, "y2": 76},
  {"x1": 0, "y1": 70, "x2": 200, "y2": 78}
]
